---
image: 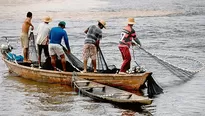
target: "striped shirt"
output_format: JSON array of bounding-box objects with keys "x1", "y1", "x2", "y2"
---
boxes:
[
  {"x1": 119, "y1": 25, "x2": 138, "y2": 48},
  {"x1": 84, "y1": 25, "x2": 102, "y2": 44}
]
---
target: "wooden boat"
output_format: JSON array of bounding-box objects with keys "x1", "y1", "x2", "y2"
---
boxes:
[
  {"x1": 1, "y1": 34, "x2": 163, "y2": 98},
  {"x1": 72, "y1": 74, "x2": 153, "y2": 105},
  {"x1": 2, "y1": 58, "x2": 152, "y2": 91}
]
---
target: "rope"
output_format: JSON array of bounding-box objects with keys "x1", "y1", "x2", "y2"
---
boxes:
[
  {"x1": 132, "y1": 47, "x2": 141, "y2": 67},
  {"x1": 71, "y1": 71, "x2": 77, "y2": 87}
]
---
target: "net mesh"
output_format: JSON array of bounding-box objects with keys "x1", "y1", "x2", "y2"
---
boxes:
[
  {"x1": 28, "y1": 32, "x2": 38, "y2": 62},
  {"x1": 139, "y1": 47, "x2": 204, "y2": 81},
  {"x1": 63, "y1": 46, "x2": 119, "y2": 73},
  {"x1": 96, "y1": 47, "x2": 119, "y2": 73}
]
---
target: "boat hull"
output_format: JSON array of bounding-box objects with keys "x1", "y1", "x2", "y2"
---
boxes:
[
  {"x1": 3, "y1": 58, "x2": 151, "y2": 91},
  {"x1": 73, "y1": 77, "x2": 153, "y2": 106}
]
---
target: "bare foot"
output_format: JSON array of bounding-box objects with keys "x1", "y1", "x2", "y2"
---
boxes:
[
  {"x1": 118, "y1": 72, "x2": 127, "y2": 75},
  {"x1": 81, "y1": 70, "x2": 87, "y2": 73},
  {"x1": 23, "y1": 59, "x2": 32, "y2": 63},
  {"x1": 94, "y1": 70, "x2": 97, "y2": 73}
]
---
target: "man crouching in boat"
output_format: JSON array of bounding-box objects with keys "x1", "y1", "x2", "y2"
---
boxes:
[
  {"x1": 49, "y1": 21, "x2": 71, "y2": 71},
  {"x1": 118, "y1": 18, "x2": 141, "y2": 75},
  {"x1": 20, "y1": 12, "x2": 34, "y2": 63}
]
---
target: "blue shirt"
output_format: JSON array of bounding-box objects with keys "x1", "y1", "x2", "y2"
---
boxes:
[{"x1": 49, "y1": 27, "x2": 70, "y2": 50}]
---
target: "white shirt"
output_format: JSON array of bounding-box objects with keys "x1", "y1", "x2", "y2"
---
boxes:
[{"x1": 36, "y1": 22, "x2": 50, "y2": 45}]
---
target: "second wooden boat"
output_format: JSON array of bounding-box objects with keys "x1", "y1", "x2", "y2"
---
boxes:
[{"x1": 72, "y1": 73, "x2": 153, "y2": 106}]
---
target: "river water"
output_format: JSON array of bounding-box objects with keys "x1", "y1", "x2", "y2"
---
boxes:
[{"x1": 0, "y1": 0, "x2": 205, "y2": 116}]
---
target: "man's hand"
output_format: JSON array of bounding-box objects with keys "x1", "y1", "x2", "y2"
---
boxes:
[
  {"x1": 95, "y1": 40, "x2": 100, "y2": 47},
  {"x1": 31, "y1": 26, "x2": 34, "y2": 30},
  {"x1": 84, "y1": 28, "x2": 89, "y2": 34},
  {"x1": 131, "y1": 43, "x2": 136, "y2": 46}
]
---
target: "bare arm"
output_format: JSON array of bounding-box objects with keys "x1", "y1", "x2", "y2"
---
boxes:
[{"x1": 26, "y1": 18, "x2": 34, "y2": 30}]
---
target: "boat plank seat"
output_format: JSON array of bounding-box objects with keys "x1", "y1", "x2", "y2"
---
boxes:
[
  {"x1": 79, "y1": 85, "x2": 106, "y2": 92},
  {"x1": 113, "y1": 93, "x2": 132, "y2": 99},
  {"x1": 101, "y1": 93, "x2": 132, "y2": 99},
  {"x1": 75, "y1": 80, "x2": 90, "y2": 86}
]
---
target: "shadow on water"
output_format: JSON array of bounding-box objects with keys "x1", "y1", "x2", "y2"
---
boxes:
[
  {"x1": 76, "y1": 94, "x2": 154, "y2": 116},
  {"x1": 4, "y1": 74, "x2": 74, "y2": 92}
]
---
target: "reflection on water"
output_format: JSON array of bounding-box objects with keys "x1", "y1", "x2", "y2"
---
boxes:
[{"x1": 0, "y1": 75, "x2": 151, "y2": 116}]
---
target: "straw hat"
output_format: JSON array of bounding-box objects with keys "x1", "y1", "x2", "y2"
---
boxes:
[
  {"x1": 127, "y1": 18, "x2": 135, "y2": 25},
  {"x1": 98, "y1": 20, "x2": 106, "y2": 29},
  {"x1": 43, "y1": 16, "x2": 52, "y2": 22}
]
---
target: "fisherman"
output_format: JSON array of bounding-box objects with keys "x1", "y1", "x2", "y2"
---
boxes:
[
  {"x1": 49, "y1": 21, "x2": 70, "y2": 71},
  {"x1": 36, "y1": 16, "x2": 52, "y2": 68},
  {"x1": 118, "y1": 18, "x2": 141, "y2": 74},
  {"x1": 82, "y1": 20, "x2": 106, "y2": 73},
  {"x1": 20, "y1": 12, "x2": 34, "y2": 63}
]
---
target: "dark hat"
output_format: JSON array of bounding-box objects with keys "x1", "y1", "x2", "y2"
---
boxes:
[{"x1": 59, "y1": 21, "x2": 66, "y2": 26}]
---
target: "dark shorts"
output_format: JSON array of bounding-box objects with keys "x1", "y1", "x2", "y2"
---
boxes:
[{"x1": 37, "y1": 44, "x2": 49, "y2": 58}]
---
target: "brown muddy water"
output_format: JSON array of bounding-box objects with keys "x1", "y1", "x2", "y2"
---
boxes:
[{"x1": 0, "y1": 0, "x2": 205, "y2": 116}]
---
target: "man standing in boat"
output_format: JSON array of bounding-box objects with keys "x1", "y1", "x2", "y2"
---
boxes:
[
  {"x1": 49, "y1": 21, "x2": 70, "y2": 71},
  {"x1": 20, "y1": 12, "x2": 34, "y2": 63},
  {"x1": 118, "y1": 18, "x2": 141, "y2": 74},
  {"x1": 82, "y1": 20, "x2": 106, "y2": 73},
  {"x1": 36, "y1": 16, "x2": 52, "y2": 68}
]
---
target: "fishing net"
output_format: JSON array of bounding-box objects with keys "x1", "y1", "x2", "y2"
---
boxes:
[
  {"x1": 62, "y1": 46, "x2": 119, "y2": 73},
  {"x1": 28, "y1": 32, "x2": 38, "y2": 63},
  {"x1": 62, "y1": 46, "x2": 86, "y2": 71},
  {"x1": 96, "y1": 47, "x2": 119, "y2": 73},
  {"x1": 139, "y1": 47, "x2": 204, "y2": 81},
  {"x1": 147, "y1": 74, "x2": 163, "y2": 98},
  {"x1": 131, "y1": 46, "x2": 204, "y2": 97},
  {"x1": 27, "y1": 31, "x2": 118, "y2": 73}
]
